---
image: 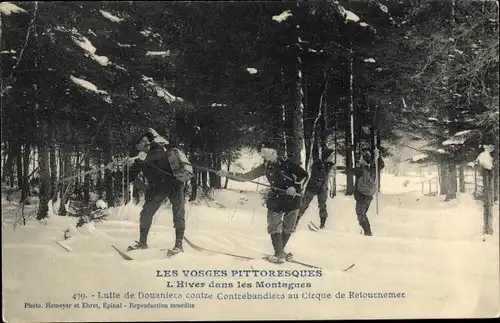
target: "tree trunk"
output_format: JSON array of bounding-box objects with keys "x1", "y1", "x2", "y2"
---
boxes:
[
  {"x1": 83, "y1": 154, "x2": 90, "y2": 204},
  {"x1": 58, "y1": 142, "x2": 73, "y2": 215},
  {"x1": 344, "y1": 44, "x2": 356, "y2": 196},
  {"x1": 208, "y1": 153, "x2": 216, "y2": 188},
  {"x1": 474, "y1": 166, "x2": 478, "y2": 197},
  {"x1": 224, "y1": 155, "x2": 231, "y2": 189},
  {"x1": 345, "y1": 109, "x2": 355, "y2": 195},
  {"x1": 75, "y1": 146, "x2": 80, "y2": 199},
  {"x1": 49, "y1": 138, "x2": 57, "y2": 201},
  {"x1": 14, "y1": 141, "x2": 23, "y2": 191},
  {"x1": 58, "y1": 146, "x2": 64, "y2": 198},
  {"x1": 445, "y1": 162, "x2": 457, "y2": 201},
  {"x1": 458, "y1": 164, "x2": 465, "y2": 193},
  {"x1": 3, "y1": 142, "x2": 15, "y2": 187},
  {"x1": 214, "y1": 155, "x2": 222, "y2": 188},
  {"x1": 104, "y1": 143, "x2": 114, "y2": 207},
  {"x1": 97, "y1": 151, "x2": 104, "y2": 199},
  {"x1": 32, "y1": 148, "x2": 37, "y2": 176},
  {"x1": 22, "y1": 143, "x2": 31, "y2": 201},
  {"x1": 283, "y1": 5, "x2": 305, "y2": 166},
  {"x1": 482, "y1": 167, "x2": 494, "y2": 235},
  {"x1": 201, "y1": 169, "x2": 208, "y2": 189},
  {"x1": 439, "y1": 163, "x2": 449, "y2": 195},
  {"x1": 493, "y1": 151, "x2": 499, "y2": 202},
  {"x1": 36, "y1": 126, "x2": 51, "y2": 220}
]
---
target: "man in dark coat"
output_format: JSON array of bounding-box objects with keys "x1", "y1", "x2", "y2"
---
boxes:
[
  {"x1": 339, "y1": 151, "x2": 385, "y2": 236},
  {"x1": 217, "y1": 142, "x2": 309, "y2": 264},
  {"x1": 114, "y1": 129, "x2": 187, "y2": 255},
  {"x1": 295, "y1": 148, "x2": 335, "y2": 229}
]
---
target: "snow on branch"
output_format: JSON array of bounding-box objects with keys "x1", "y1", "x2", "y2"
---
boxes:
[
  {"x1": 246, "y1": 68, "x2": 258, "y2": 74},
  {"x1": 411, "y1": 154, "x2": 428, "y2": 162},
  {"x1": 146, "y1": 51, "x2": 170, "y2": 57},
  {"x1": 0, "y1": 2, "x2": 26, "y2": 15},
  {"x1": 99, "y1": 10, "x2": 124, "y2": 23},
  {"x1": 442, "y1": 129, "x2": 480, "y2": 146},
  {"x1": 141, "y1": 75, "x2": 183, "y2": 104},
  {"x1": 476, "y1": 147, "x2": 494, "y2": 170},
  {"x1": 344, "y1": 10, "x2": 360, "y2": 22},
  {"x1": 71, "y1": 29, "x2": 109, "y2": 66},
  {"x1": 364, "y1": 58, "x2": 376, "y2": 63},
  {"x1": 377, "y1": 2, "x2": 388, "y2": 14},
  {"x1": 272, "y1": 10, "x2": 292, "y2": 23},
  {"x1": 337, "y1": 5, "x2": 360, "y2": 22},
  {"x1": 70, "y1": 75, "x2": 112, "y2": 103}
]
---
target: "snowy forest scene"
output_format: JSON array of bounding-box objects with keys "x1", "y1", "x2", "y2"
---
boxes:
[{"x1": 1, "y1": 1, "x2": 499, "y2": 321}]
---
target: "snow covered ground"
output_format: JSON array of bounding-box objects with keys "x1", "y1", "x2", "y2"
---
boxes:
[{"x1": 2, "y1": 155, "x2": 499, "y2": 321}]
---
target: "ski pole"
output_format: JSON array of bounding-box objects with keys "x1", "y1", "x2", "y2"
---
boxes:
[
  {"x1": 183, "y1": 162, "x2": 303, "y2": 197},
  {"x1": 56, "y1": 152, "x2": 147, "y2": 184}
]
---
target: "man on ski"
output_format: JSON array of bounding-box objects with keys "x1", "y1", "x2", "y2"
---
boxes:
[
  {"x1": 295, "y1": 148, "x2": 336, "y2": 229},
  {"x1": 341, "y1": 150, "x2": 385, "y2": 236},
  {"x1": 217, "y1": 141, "x2": 309, "y2": 264},
  {"x1": 111, "y1": 129, "x2": 187, "y2": 256}
]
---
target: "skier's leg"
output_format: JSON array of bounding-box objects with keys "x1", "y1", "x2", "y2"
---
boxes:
[
  {"x1": 169, "y1": 184, "x2": 186, "y2": 253},
  {"x1": 354, "y1": 192, "x2": 371, "y2": 236},
  {"x1": 295, "y1": 190, "x2": 315, "y2": 228},
  {"x1": 363, "y1": 196, "x2": 373, "y2": 236},
  {"x1": 134, "y1": 190, "x2": 168, "y2": 249},
  {"x1": 282, "y1": 209, "x2": 299, "y2": 261},
  {"x1": 267, "y1": 209, "x2": 285, "y2": 263},
  {"x1": 283, "y1": 209, "x2": 298, "y2": 246},
  {"x1": 318, "y1": 188, "x2": 329, "y2": 228}
]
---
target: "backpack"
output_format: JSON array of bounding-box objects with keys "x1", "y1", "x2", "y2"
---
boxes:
[
  {"x1": 357, "y1": 167, "x2": 377, "y2": 196},
  {"x1": 166, "y1": 148, "x2": 194, "y2": 182}
]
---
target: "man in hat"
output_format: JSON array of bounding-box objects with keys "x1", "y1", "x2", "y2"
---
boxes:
[
  {"x1": 295, "y1": 148, "x2": 336, "y2": 229},
  {"x1": 110, "y1": 129, "x2": 187, "y2": 256},
  {"x1": 344, "y1": 150, "x2": 385, "y2": 236},
  {"x1": 217, "y1": 141, "x2": 309, "y2": 264}
]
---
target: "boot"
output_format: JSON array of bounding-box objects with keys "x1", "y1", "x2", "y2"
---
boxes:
[
  {"x1": 139, "y1": 227, "x2": 149, "y2": 245},
  {"x1": 319, "y1": 217, "x2": 327, "y2": 229},
  {"x1": 269, "y1": 233, "x2": 285, "y2": 263},
  {"x1": 360, "y1": 219, "x2": 372, "y2": 236},
  {"x1": 127, "y1": 240, "x2": 148, "y2": 252},
  {"x1": 282, "y1": 232, "x2": 293, "y2": 261},
  {"x1": 168, "y1": 227, "x2": 184, "y2": 256},
  {"x1": 127, "y1": 228, "x2": 150, "y2": 251}
]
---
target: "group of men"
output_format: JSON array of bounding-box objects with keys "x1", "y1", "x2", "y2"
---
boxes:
[{"x1": 108, "y1": 129, "x2": 384, "y2": 263}]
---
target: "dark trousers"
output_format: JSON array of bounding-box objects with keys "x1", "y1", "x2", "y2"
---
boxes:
[
  {"x1": 139, "y1": 186, "x2": 185, "y2": 242},
  {"x1": 354, "y1": 191, "x2": 373, "y2": 234},
  {"x1": 298, "y1": 189, "x2": 328, "y2": 219}
]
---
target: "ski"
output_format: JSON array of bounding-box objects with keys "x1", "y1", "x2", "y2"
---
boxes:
[
  {"x1": 164, "y1": 249, "x2": 182, "y2": 258},
  {"x1": 111, "y1": 245, "x2": 134, "y2": 261},
  {"x1": 310, "y1": 221, "x2": 320, "y2": 230},
  {"x1": 183, "y1": 237, "x2": 332, "y2": 270},
  {"x1": 183, "y1": 236, "x2": 254, "y2": 260},
  {"x1": 262, "y1": 254, "x2": 321, "y2": 269},
  {"x1": 307, "y1": 224, "x2": 318, "y2": 232},
  {"x1": 55, "y1": 240, "x2": 72, "y2": 252},
  {"x1": 342, "y1": 263, "x2": 356, "y2": 272}
]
